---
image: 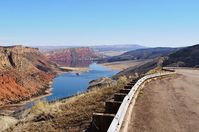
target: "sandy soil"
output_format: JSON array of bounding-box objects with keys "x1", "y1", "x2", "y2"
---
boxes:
[
  {"x1": 128, "y1": 69, "x2": 199, "y2": 132},
  {"x1": 101, "y1": 60, "x2": 147, "y2": 70}
]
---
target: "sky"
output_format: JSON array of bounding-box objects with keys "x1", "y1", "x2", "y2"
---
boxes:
[{"x1": 0, "y1": 0, "x2": 199, "y2": 47}]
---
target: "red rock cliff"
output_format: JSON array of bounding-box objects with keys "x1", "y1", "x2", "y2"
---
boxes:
[
  {"x1": 45, "y1": 47, "x2": 100, "y2": 67},
  {"x1": 0, "y1": 45, "x2": 58, "y2": 106}
]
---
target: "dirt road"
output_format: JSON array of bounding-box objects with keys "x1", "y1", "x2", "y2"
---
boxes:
[{"x1": 128, "y1": 69, "x2": 199, "y2": 132}]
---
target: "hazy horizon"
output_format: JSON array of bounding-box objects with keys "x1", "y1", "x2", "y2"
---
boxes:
[
  {"x1": 0, "y1": 43, "x2": 193, "y2": 48},
  {"x1": 1, "y1": 0, "x2": 199, "y2": 47}
]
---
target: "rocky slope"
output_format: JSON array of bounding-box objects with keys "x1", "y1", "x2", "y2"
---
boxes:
[
  {"x1": 163, "y1": 44, "x2": 199, "y2": 67},
  {"x1": 44, "y1": 47, "x2": 100, "y2": 67},
  {"x1": 114, "y1": 58, "x2": 164, "y2": 78},
  {"x1": 0, "y1": 45, "x2": 58, "y2": 106}
]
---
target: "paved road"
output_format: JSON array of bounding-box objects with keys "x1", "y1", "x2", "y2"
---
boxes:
[{"x1": 128, "y1": 69, "x2": 199, "y2": 132}]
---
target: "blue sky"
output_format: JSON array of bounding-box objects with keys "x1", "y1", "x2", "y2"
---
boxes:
[{"x1": 0, "y1": 0, "x2": 199, "y2": 47}]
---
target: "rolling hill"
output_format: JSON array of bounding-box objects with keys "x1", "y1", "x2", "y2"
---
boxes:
[
  {"x1": 101, "y1": 47, "x2": 178, "y2": 62},
  {"x1": 163, "y1": 44, "x2": 199, "y2": 67}
]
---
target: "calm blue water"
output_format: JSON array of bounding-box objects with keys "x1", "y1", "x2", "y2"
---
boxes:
[{"x1": 46, "y1": 63, "x2": 118, "y2": 101}]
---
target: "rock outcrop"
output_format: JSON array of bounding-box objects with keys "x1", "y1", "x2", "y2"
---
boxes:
[{"x1": 0, "y1": 45, "x2": 58, "y2": 106}]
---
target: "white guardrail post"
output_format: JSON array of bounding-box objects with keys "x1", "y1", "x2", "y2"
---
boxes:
[{"x1": 107, "y1": 72, "x2": 175, "y2": 132}]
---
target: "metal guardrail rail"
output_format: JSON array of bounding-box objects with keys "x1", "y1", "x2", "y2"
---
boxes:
[{"x1": 107, "y1": 72, "x2": 175, "y2": 132}]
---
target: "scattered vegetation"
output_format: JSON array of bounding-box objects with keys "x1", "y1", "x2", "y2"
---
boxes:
[{"x1": 117, "y1": 76, "x2": 128, "y2": 86}]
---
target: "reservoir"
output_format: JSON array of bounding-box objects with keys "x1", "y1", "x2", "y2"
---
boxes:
[{"x1": 46, "y1": 63, "x2": 118, "y2": 101}]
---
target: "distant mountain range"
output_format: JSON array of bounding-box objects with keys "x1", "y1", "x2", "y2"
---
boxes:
[
  {"x1": 91, "y1": 44, "x2": 145, "y2": 52},
  {"x1": 37, "y1": 44, "x2": 145, "y2": 52}
]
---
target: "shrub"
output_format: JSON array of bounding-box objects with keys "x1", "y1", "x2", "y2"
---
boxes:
[{"x1": 117, "y1": 76, "x2": 128, "y2": 86}]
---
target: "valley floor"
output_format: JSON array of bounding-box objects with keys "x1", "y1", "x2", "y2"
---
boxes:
[{"x1": 128, "y1": 69, "x2": 199, "y2": 132}]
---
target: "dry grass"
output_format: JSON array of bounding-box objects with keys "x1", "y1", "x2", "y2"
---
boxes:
[
  {"x1": 0, "y1": 116, "x2": 18, "y2": 131},
  {"x1": 5, "y1": 76, "x2": 128, "y2": 132}
]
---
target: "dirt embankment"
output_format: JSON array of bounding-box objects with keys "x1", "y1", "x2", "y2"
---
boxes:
[{"x1": 128, "y1": 69, "x2": 199, "y2": 132}]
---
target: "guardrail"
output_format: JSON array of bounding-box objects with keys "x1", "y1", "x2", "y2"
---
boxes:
[{"x1": 107, "y1": 72, "x2": 175, "y2": 132}]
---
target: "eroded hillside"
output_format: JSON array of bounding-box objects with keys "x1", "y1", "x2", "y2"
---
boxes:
[
  {"x1": 0, "y1": 45, "x2": 58, "y2": 106},
  {"x1": 44, "y1": 47, "x2": 100, "y2": 67}
]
